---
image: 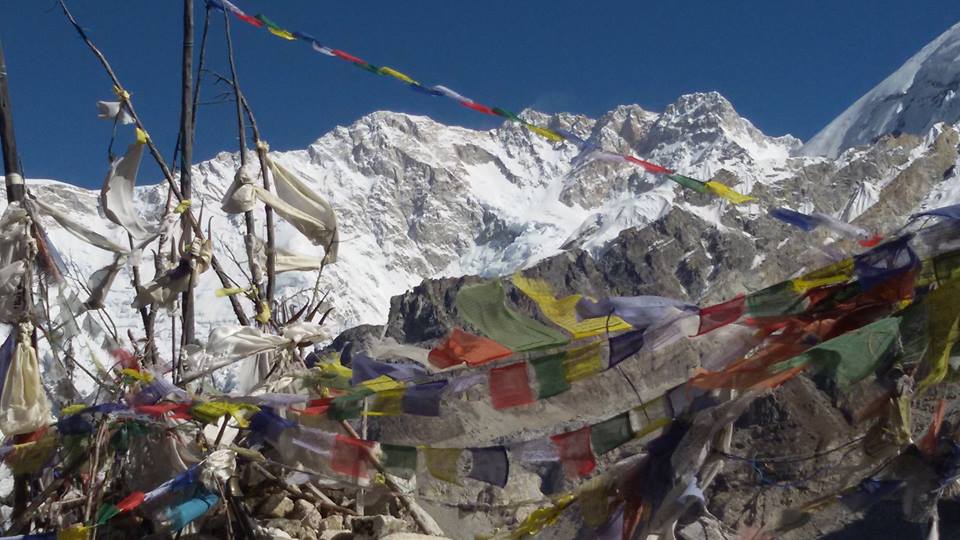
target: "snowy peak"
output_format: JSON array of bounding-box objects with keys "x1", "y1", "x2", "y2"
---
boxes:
[{"x1": 803, "y1": 21, "x2": 960, "y2": 158}]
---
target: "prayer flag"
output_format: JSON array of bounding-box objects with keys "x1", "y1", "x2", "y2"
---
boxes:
[
  {"x1": 424, "y1": 447, "x2": 463, "y2": 484},
  {"x1": 791, "y1": 259, "x2": 854, "y2": 293},
  {"x1": 488, "y1": 363, "x2": 535, "y2": 410},
  {"x1": 705, "y1": 181, "x2": 754, "y2": 204},
  {"x1": 381, "y1": 444, "x2": 418, "y2": 479},
  {"x1": 624, "y1": 156, "x2": 673, "y2": 174},
  {"x1": 249, "y1": 408, "x2": 295, "y2": 442},
  {"x1": 368, "y1": 387, "x2": 404, "y2": 416},
  {"x1": 350, "y1": 353, "x2": 426, "y2": 385},
  {"x1": 378, "y1": 66, "x2": 417, "y2": 84},
  {"x1": 746, "y1": 281, "x2": 807, "y2": 318},
  {"x1": 853, "y1": 235, "x2": 918, "y2": 291},
  {"x1": 330, "y1": 435, "x2": 374, "y2": 479},
  {"x1": 530, "y1": 353, "x2": 570, "y2": 399},
  {"x1": 697, "y1": 295, "x2": 746, "y2": 335},
  {"x1": 456, "y1": 280, "x2": 568, "y2": 351},
  {"x1": 511, "y1": 274, "x2": 632, "y2": 339},
  {"x1": 608, "y1": 330, "x2": 645, "y2": 368},
  {"x1": 667, "y1": 174, "x2": 710, "y2": 194},
  {"x1": 401, "y1": 380, "x2": 448, "y2": 416},
  {"x1": 576, "y1": 296, "x2": 694, "y2": 329},
  {"x1": 550, "y1": 427, "x2": 596, "y2": 478},
  {"x1": 911, "y1": 203, "x2": 960, "y2": 222},
  {"x1": 769, "y1": 207, "x2": 819, "y2": 231},
  {"x1": 526, "y1": 125, "x2": 565, "y2": 142},
  {"x1": 917, "y1": 278, "x2": 960, "y2": 394},
  {"x1": 428, "y1": 328, "x2": 512, "y2": 368},
  {"x1": 562, "y1": 342, "x2": 604, "y2": 382},
  {"x1": 590, "y1": 413, "x2": 633, "y2": 455},
  {"x1": 468, "y1": 447, "x2": 509, "y2": 488},
  {"x1": 460, "y1": 101, "x2": 497, "y2": 115}
]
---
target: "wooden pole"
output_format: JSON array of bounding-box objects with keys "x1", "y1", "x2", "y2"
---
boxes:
[
  {"x1": 0, "y1": 39, "x2": 25, "y2": 202},
  {"x1": 179, "y1": 0, "x2": 196, "y2": 347},
  {"x1": 0, "y1": 37, "x2": 29, "y2": 523}
]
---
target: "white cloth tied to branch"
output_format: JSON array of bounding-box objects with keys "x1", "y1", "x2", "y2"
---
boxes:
[
  {"x1": 182, "y1": 322, "x2": 326, "y2": 384},
  {"x1": 0, "y1": 323, "x2": 53, "y2": 436},
  {"x1": 96, "y1": 101, "x2": 134, "y2": 125},
  {"x1": 134, "y1": 238, "x2": 212, "y2": 309},
  {"x1": 101, "y1": 140, "x2": 156, "y2": 241},
  {"x1": 221, "y1": 154, "x2": 339, "y2": 263}
]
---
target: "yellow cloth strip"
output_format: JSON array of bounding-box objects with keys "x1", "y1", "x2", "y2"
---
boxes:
[
  {"x1": 360, "y1": 374, "x2": 406, "y2": 393},
  {"x1": 917, "y1": 278, "x2": 960, "y2": 394},
  {"x1": 367, "y1": 387, "x2": 405, "y2": 416},
  {"x1": 705, "y1": 180, "x2": 754, "y2": 204},
  {"x1": 791, "y1": 259, "x2": 854, "y2": 293},
  {"x1": 379, "y1": 66, "x2": 418, "y2": 84},
  {"x1": 135, "y1": 127, "x2": 149, "y2": 144},
  {"x1": 511, "y1": 274, "x2": 632, "y2": 339},
  {"x1": 526, "y1": 124, "x2": 565, "y2": 142},
  {"x1": 173, "y1": 199, "x2": 192, "y2": 214},
  {"x1": 121, "y1": 368, "x2": 154, "y2": 383},
  {"x1": 267, "y1": 27, "x2": 296, "y2": 40}
]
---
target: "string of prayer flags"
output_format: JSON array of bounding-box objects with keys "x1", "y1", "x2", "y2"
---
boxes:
[
  {"x1": 428, "y1": 328, "x2": 512, "y2": 369},
  {"x1": 208, "y1": 0, "x2": 754, "y2": 208},
  {"x1": 456, "y1": 280, "x2": 568, "y2": 352},
  {"x1": 511, "y1": 274, "x2": 632, "y2": 339}
]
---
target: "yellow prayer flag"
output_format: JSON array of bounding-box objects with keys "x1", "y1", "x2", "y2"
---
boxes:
[
  {"x1": 378, "y1": 66, "x2": 417, "y2": 85},
  {"x1": 511, "y1": 274, "x2": 632, "y2": 339},
  {"x1": 61, "y1": 404, "x2": 88, "y2": 416},
  {"x1": 563, "y1": 341, "x2": 604, "y2": 382},
  {"x1": 917, "y1": 278, "x2": 960, "y2": 394},
  {"x1": 791, "y1": 259, "x2": 854, "y2": 293},
  {"x1": 58, "y1": 525, "x2": 92, "y2": 540},
  {"x1": 267, "y1": 27, "x2": 296, "y2": 40},
  {"x1": 367, "y1": 387, "x2": 405, "y2": 416},
  {"x1": 135, "y1": 127, "x2": 149, "y2": 144},
  {"x1": 121, "y1": 368, "x2": 153, "y2": 383},
  {"x1": 360, "y1": 375, "x2": 405, "y2": 393},
  {"x1": 509, "y1": 494, "x2": 576, "y2": 539},
  {"x1": 705, "y1": 181, "x2": 754, "y2": 204},
  {"x1": 423, "y1": 447, "x2": 463, "y2": 485},
  {"x1": 526, "y1": 125, "x2": 565, "y2": 142},
  {"x1": 192, "y1": 401, "x2": 260, "y2": 428}
]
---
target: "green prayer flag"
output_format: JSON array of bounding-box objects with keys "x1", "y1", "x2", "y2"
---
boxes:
[
  {"x1": 492, "y1": 107, "x2": 521, "y2": 122},
  {"x1": 456, "y1": 280, "x2": 568, "y2": 352},
  {"x1": 96, "y1": 504, "x2": 120, "y2": 525},
  {"x1": 382, "y1": 444, "x2": 418, "y2": 479},
  {"x1": 667, "y1": 174, "x2": 709, "y2": 194},
  {"x1": 590, "y1": 413, "x2": 634, "y2": 455},
  {"x1": 773, "y1": 317, "x2": 901, "y2": 388},
  {"x1": 329, "y1": 390, "x2": 371, "y2": 421},
  {"x1": 531, "y1": 353, "x2": 570, "y2": 398}
]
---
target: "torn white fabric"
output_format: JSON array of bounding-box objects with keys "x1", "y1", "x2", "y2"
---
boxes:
[
  {"x1": 267, "y1": 158, "x2": 338, "y2": 262},
  {"x1": 0, "y1": 205, "x2": 31, "y2": 267},
  {"x1": 368, "y1": 337, "x2": 431, "y2": 366},
  {"x1": 200, "y1": 449, "x2": 237, "y2": 491},
  {"x1": 134, "y1": 239, "x2": 211, "y2": 309},
  {"x1": 511, "y1": 438, "x2": 559, "y2": 463},
  {"x1": 221, "y1": 167, "x2": 257, "y2": 214},
  {"x1": 0, "y1": 262, "x2": 26, "y2": 325},
  {"x1": 182, "y1": 323, "x2": 325, "y2": 384},
  {"x1": 96, "y1": 101, "x2": 134, "y2": 125},
  {"x1": 29, "y1": 198, "x2": 130, "y2": 254},
  {"x1": 810, "y1": 212, "x2": 869, "y2": 239},
  {"x1": 83, "y1": 254, "x2": 127, "y2": 310},
  {"x1": 101, "y1": 141, "x2": 154, "y2": 241},
  {"x1": 0, "y1": 323, "x2": 53, "y2": 435}
]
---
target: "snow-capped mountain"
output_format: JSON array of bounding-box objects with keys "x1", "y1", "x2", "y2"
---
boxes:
[{"x1": 803, "y1": 20, "x2": 960, "y2": 158}]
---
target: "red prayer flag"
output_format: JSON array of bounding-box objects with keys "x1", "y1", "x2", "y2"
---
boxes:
[
  {"x1": 135, "y1": 403, "x2": 192, "y2": 419},
  {"x1": 294, "y1": 397, "x2": 333, "y2": 416},
  {"x1": 234, "y1": 12, "x2": 264, "y2": 28},
  {"x1": 429, "y1": 328, "x2": 513, "y2": 368},
  {"x1": 330, "y1": 435, "x2": 374, "y2": 478},
  {"x1": 331, "y1": 49, "x2": 367, "y2": 65},
  {"x1": 697, "y1": 295, "x2": 746, "y2": 335},
  {"x1": 488, "y1": 362, "x2": 535, "y2": 410},
  {"x1": 110, "y1": 348, "x2": 139, "y2": 370},
  {"x1": 550, "y1": 426, "x2": 596, "y2": 478},
  {"x1": 117, "y1": 491, "x2": 145, "y2": 512},
  {"x1": 858, "y1": 234, "x2": 884, "y2": 248},
  {"x1": 460, "y1": 101, "x2": 497, "y2": 115},
  {"x1": 624, "y1": 156, "x2": 674, "y2": 174}
]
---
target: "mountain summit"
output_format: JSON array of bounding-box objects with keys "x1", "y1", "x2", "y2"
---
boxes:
[{"x1": 803, "y1": 21, "x2": 960, "y2": 158}]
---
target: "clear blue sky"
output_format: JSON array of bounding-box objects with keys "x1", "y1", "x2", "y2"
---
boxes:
[{"x1": 2, "y1": 1, "x2": 959, "y2": 187}]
